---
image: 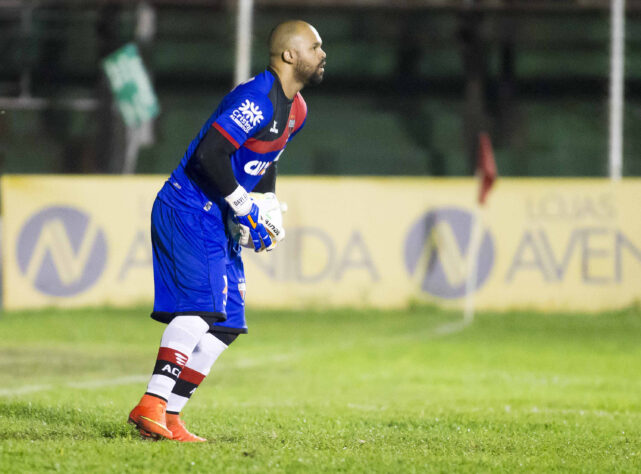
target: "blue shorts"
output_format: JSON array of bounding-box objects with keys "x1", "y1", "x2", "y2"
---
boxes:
[{"x1": 150, "y1": 197, "x2": 248, "y2": 334}]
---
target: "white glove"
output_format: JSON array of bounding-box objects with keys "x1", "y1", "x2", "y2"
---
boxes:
[
  {"x1": 257, "y1": 193, "x2": 286, "y2": 245},
  {"x1": 251, "y1": 192, "x2": 285, "y2": 251},
  {"x1": 225, "y1": 186, "x2": 272, "y2": 252},
  {"x1": 226, "y1": 191, "x2": 286, "y2": 251}
]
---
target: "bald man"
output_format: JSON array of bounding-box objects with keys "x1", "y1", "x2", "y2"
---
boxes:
[{"x1": 127, "y1": 21, "x2": 326, "y2": 442}]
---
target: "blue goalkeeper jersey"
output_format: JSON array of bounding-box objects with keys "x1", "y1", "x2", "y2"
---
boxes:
[{"x1": 157, "y1": 68, "x2": 307, "y2": 221}]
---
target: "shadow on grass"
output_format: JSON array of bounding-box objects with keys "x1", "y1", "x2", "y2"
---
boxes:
[
  {"x1": 2, "y1": 347, "x2": 150, "y2": 382},
  {"x1": 0, "y1": 401, "x2": 136, "y2": 441}
]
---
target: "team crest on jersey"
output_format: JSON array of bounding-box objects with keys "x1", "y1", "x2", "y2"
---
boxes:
[
  {"x1": 288, "y1": 118, "x2": 295, "y2": 132},
  {"x1": 230, "y1": 100, "x2": 264, "y2": 133}
]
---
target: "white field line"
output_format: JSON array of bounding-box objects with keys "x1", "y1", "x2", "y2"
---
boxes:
[
  {"x1": 66, "y1": 375, "x2": 149, "y2": 389},
  {"x1": 0, "y1": 316, "x2": 467, "y2": 398},
  {"x1": 0, "y1": 376, "x2": 149, "y2": 398},
  {"x1": 505, "y1": 405, "x2": 641, "y2": 419},
  {"x1": 0, "y1": 384, "x2": 54, "y2": 396},
  {"x1": 0, "y1": 352, "x2": 302, "y2": 398},
  {"x1": 3, "y1": 355, "x2": 639, "y2": 422},
  {"x1": 431, "y1": 318, "x2": 473, "y2": 337},
  {"x1": 343, "y1": 403, "x2": 637, "y2": 419}
]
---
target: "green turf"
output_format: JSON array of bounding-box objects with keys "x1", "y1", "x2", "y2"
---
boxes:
[{"x1": 1, "y1": 305, "x2": 640, "y2": 473}]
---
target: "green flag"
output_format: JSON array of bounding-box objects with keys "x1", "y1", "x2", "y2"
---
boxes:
[{"x1": 102, "y1": 43, "x2": 159, "y2": 127}]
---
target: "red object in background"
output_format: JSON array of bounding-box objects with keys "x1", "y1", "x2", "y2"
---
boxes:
[{"x1": 477, "y1": 132, "x2": 497, "y2": 205}]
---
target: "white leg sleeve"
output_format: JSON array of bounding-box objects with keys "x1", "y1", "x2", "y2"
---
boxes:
[
  {"x1": 166, "y1": 333, "x2": 229, "y2": 413},
  {"x1": 145, "y1": 316, "x2": 210, "y2": 400}
]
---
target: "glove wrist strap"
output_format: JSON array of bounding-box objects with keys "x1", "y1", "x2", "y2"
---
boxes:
[{"x1": 225, "y1": 185, "x2": 252, "y2": 216}]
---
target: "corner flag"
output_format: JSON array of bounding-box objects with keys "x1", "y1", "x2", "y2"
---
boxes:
[
  {"x1": 461, "y1": 132, "x2": 498, "y2": 328},
  {"x1": 477, "y1": 132, "x2": 497, "y2": 205}
]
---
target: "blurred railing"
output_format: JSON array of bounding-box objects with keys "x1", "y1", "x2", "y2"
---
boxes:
[
  {"x1": 1, "y1": 1, "x2": 640, "y2": 10},
  {"x1": 1, "y1": 0, "x2": 641, "y2": 176}
]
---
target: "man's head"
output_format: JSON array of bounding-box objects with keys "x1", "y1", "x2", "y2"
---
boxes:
[{"x1": 269, "y1": 20, "x2": 326, "y2": 86}]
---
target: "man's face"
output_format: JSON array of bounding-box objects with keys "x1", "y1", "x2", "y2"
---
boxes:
[{"x1": 293, "y1": 26, "x2": 326, "y2": 86}]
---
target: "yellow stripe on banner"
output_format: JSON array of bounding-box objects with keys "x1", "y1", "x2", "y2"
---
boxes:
[{"x1": 2, "y1": 175, "x2": 641, "y2": 312}]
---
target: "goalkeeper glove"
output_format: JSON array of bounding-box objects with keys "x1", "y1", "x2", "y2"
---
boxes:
[
  {"x1": 225, "y1": 186, "x2": 272, "y2": 252},
  {"x1": 254, "y1": 192, "x2": 285, "y2": 251}
]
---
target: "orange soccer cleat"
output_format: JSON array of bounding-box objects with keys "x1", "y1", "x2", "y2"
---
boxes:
[
  {"x1": 166, "y1": 413, "x2": 207, "y2": 442},
  {"x1": 128, "y1": 394, "x2": 173, "y2": 440}
]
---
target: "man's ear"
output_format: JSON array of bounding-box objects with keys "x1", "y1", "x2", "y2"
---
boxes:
[{"x1": 282, "y1": 49, "x2": 295, "y2": 64}]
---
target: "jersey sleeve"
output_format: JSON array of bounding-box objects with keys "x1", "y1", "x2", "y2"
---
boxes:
[
  {"x1": 212, "y1": 93, "x2": 274, "y2": 149},
  {"x1": 289, "y1": 117, "x2": 306, "y2": 140},
  {"x1": 288, "y1": 92, "x2": 308, "y2": 141}
]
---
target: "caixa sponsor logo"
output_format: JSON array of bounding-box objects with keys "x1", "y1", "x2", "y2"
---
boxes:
[
  {"x1": 244, "y1": 160, "x2": 272, "y2": 176},
  {"x1": 17, "y1": 206, "x2": 108, "y2": 296},
  {"x1": 404, "y1": 207, "x2": 495, "y2": 298}
]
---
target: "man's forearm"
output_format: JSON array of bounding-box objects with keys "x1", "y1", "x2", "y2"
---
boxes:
[{"x1": 185, "y1": 127, "x2": 239, "y2": 199}]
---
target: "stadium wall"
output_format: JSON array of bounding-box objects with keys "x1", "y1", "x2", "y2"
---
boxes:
[{"x1": 2, "y1": 175, "x2": 640, "y2": 312}]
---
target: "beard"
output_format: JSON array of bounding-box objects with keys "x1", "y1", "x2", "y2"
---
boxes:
[
  {"x1": 295, "y1": 59, "x2": 325, "y2": 86},
  {"x1": 307, "y1": 68, "x2": 324, "y2": 86}
]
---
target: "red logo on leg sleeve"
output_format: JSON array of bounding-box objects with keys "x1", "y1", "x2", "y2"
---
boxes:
[{"x1": 158, "y1": 347, "x2": 189, "y2": 368}]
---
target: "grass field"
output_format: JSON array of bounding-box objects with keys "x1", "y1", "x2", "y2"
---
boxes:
[{"x1": 1, "y1": 304, "x2": 640, "y2": 473}]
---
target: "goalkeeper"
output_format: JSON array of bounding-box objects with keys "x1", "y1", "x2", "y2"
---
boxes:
[{"x1": 128, "y1": 20, "x2": 326, "y2": 442}]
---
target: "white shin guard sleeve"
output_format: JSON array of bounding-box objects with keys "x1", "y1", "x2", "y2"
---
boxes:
[
  {"x1": 145, "y1": 316, "x2": 210, "y2": 400},
  {"x1": 160, "y1": 316, "x2": 210, "y2": 356},
  {"x1": 166, "y1": 333, "x2": 229, "y2": 413},
  {"x1": 187, "y1": 333, "x2": 229, "y2": 376}
]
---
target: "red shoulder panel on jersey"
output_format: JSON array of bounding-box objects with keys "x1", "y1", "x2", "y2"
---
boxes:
[
  {"x1": 213, "y1": 122, "x2": 240, "y2": 149},
  {"x1": 244, "y1": 130, "x2": 289, "y2": 153},
  {"x1": 293, "y1": 93, "x2": 307, "y2": 134},
  {"x1": 243, "y1": 94, "x2": 307, "y2": 154}
]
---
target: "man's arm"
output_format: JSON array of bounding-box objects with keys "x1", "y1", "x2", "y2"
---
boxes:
[
  {"x1": 184, "y1": 127, "x2": 239, "y2": 200},
  {"x1": 185, "y1": 126, "x2": 273, "y2": 251}
]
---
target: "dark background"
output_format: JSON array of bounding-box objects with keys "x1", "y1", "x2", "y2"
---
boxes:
[{"x1": 1, "y1": 0, "x2": 641, "y2": 177}]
